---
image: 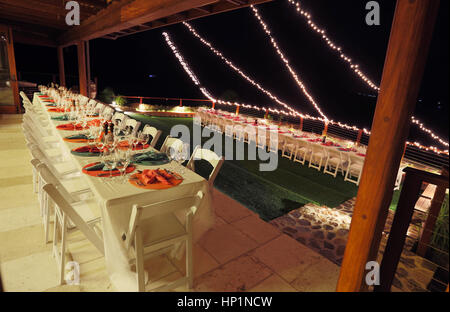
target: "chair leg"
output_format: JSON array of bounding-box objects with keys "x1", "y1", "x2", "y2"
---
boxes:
[
  {"x1": 135, "y1": 229, "x2": 146, "y2": 292},
  {"x1": 186, "y1": 237, "x2": 193, "y2": 290},
  {"x1": 44, "y1": 193, "x2": 50, "y2": 243},
  {"x1": 59, "y1": 221, "x2": 67, "y2": 285}
]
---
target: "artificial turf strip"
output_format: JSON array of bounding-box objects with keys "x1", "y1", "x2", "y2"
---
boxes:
[{"x1": 129, "y1": 114, "x2": 358, "y2": 220}]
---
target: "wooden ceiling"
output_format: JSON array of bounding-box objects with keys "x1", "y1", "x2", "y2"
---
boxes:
[{"x1": 0, "y1": 0, "x2": 272, "y2": 47}]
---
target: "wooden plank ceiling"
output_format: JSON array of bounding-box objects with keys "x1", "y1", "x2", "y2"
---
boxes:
[{"x1": 0, "y1": 0, "x2": 272, "y2": 47}]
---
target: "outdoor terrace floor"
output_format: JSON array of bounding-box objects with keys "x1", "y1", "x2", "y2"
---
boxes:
[{"x1": 0, "y1": 114, "x2": 340, "y2": 292}]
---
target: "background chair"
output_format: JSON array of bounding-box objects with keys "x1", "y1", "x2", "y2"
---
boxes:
[
  {"x1": 160, "y1": 136, "x2": 183, "y2": 154},
  {"x1": 142, "y1": 125, "x2": 162, "y2": 148},
  {"x1": 186, "y1": 146, "x2": 224, "y2": 187},
  {"x1": 308, "y1": 143, "x2": 326, "y2": 171},
  {"x1": 123, "y1": 191, "x2": 204, "y2": 291},
  {"x1": 344, "y1": 153, "x2": 365, "y2": 185}
]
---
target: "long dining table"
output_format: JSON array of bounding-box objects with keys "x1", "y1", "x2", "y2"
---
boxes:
[
  {"x1": 198, "y1": 108, "x2": 367, "y2": 162},
  {"x1": 33, "y1": 93, "x2": 214, "y2": 291}
]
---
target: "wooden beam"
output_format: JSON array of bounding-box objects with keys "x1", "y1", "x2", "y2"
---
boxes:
[
  {"x1": 0, "y1": 0, "x2": 99, "y2": 19},
  {"x1": 224, "y1": 0, "x2": 246, "y2": 6},
  {"x1": 336, "y1": 0, "x2": 440, "y2": 292},
  {"x1": 13, "y1": 30, "x2": 58, "y2": 47},
  {"x1": 57, "y1": 46, "x2": 66, "y2": 87},
  {"x1": 59, "y1": 0, "x2": 272, "y2": 45},
  {"x1": 193, "y1": 5, "x2": 212, "y2": 13},
  {"x1": 77, "y1": 41, "x2": 88, "y2": 96}
]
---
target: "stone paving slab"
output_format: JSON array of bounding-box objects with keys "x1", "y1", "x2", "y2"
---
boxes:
[{"x1": 270, "y1": 198, "x2": 446, "y2": 292}]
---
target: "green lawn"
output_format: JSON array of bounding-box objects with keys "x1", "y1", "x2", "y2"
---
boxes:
[{"x1": 130, "y1": 114, "x2": 358, "y2": 221}]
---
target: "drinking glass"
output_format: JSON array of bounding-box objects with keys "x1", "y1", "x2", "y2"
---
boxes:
[
  {"x1": 102, "y1": 149, "x2": 117, "y2": 179},
  {"x1": 115, "y1": 148, "x2": 131, "y2": 183}
]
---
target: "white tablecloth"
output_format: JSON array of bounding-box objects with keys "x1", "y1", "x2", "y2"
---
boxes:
[
  {"x1": 34, "y1": 93, "x2": 214, "y2": 291},
  {"x1": 199, "y1": 109, "x2": 367, "y2": 161}
]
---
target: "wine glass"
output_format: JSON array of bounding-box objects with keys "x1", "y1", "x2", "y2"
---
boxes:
[
  {"x1": 175, "y1": 143, "x2": 189, "y2": 174},
  {"x1": 102, "y1": 149, "x2": 117, "y2": 179},
  {"x1": 167, "y1": 146, "x2": 178, "y2": 171},
  {"x1": 115, "y1": 148, "x2": 131, "y2": 183}
]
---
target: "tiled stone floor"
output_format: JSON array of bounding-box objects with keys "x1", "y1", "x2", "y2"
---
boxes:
[
  {"x1": 0, "y1": 114, "x2": 340, "y2": 292},
  {"x1": 271, "y1": 198, "x2": 447, "y2": 292}
]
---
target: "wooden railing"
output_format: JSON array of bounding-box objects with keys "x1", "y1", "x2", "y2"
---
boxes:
[{"x1": 374, "y1": 166, "x2": 449, "y2": 292}]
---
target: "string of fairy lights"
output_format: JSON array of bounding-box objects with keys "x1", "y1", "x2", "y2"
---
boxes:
[
  {"x1": 286, "y1": 0, "x2": 379, "y2": 91},
  {"x1": 250, "y1": 5, "x2": 329, "y2": 121},
  {"x1": 163, "y1": 31, "x2": 449, "y2": 155},
  {"x1": 162, "y1": 32, "x2": 296, "y2": 117},
  {"x1": 163, "y1": 31, "x2": 376, "y2": 131},
  {"x1": 284, "y1": 0, "x2": 449, "y2": 149},
  {"x1": 183, "y1": 22, "x2": 311, "y2": 118}
]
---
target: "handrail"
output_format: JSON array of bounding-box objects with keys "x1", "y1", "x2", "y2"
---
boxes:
[{"x1": 374, "y1": 166, "x2": 449, "y2": 292}]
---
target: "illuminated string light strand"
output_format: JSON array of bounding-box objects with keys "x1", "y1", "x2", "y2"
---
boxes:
[
  {"x1": 286, "y1": 0, "x2": 449, "y2": 148},
  {"x1": 250, "y1": 5, "x2": 328, "y2": 121},
  {"x1": 163, "y1": 31, "x2": 371, "y2": 132},
  {"x1": 162, "y1": 31, "x2": 448, "y2": 156},
  {"x1": 411, "y1": 117, "x2": 449, "y2": 147},
  {"x1": 287, "y1": 0, "x2": 379, "y2": 91},
  {"x1": 162, "y1": 31, "x2": 295, "y2": 117},
  {"x1": 183, "y1": 22, "x2": 305, "y2": 117}
]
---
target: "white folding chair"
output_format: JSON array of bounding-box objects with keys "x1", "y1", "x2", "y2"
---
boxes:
[
  {"x1": 224, "y1": 120, "x2": 234, "y2": 138},
  {"x1": 344, "y1": 153, "x2": 365, "y2": 185},
  {"x1": 308, "y1": 143, "x2": 326, "y2": 171},
  {"x1": 142, "y1": 125, "x2": 162, "y2": 148},
  {"x1": 323, "y1": 147, "x2": 344, "y2": 178},
  {"x1": 29, "y1": 143, "x2": 79, "y2": 181},
  {"x1": 43, "y1": 184, "x2": 103, "y2": 285},
  {"x1": 282, "y1": 136, "x2": 297, "y2": 160},
  {"x1": 36, "y1": 163, "x2": 92, "y2": 243},
  {"x1": 123, "y1": 191, "x2": 204, "y2": 291},
  {"x1": 186, "y1": 146, "x2": 224, "y2": 187},
  {"x1": 160, "y1": 136, "x2": 183, "y2": 154},
  {"x1": 124, "y1": 118, "x2": 141, "y2": 136},
  {"x1": 293, "y1": 139, "x2": 311, "y2": 165},
  {"x1": 257, "y1": 128, "x2": 267, "y2": 150},
  {"x1": 112, "y1": 112, "x2": 127, "y2": 129},
  {"x1": 244, "y1": 125, "x2": 257, "y2": 144}
]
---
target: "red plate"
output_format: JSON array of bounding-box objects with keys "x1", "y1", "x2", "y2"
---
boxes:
[{"x1": 82, "y1": 162, "x2": 136, "y2": 177}]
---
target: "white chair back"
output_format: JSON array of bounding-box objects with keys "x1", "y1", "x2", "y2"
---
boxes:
[
  {"x1": 160, "y1": 136, "x2": 183, "y2": 154},
  {"x1": 124, "y1": 191, "x2": 204, "y2": 291},
  {"x1": 112, "y1": 112, "x2": 127, "y2": 128},
  {"x1": 124, "y1": 118, "x2": 141, "y2": 136},
  {"x1": 186, "y1": 145, "x2": 224, "y2": 186},
  {"x1": 142, "y1": 125, "x2": 162, "y2": 147}
]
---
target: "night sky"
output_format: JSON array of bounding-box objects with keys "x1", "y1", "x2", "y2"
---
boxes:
[{"x1": 14, "y1": 0, "x2": 449, "y2": 145}]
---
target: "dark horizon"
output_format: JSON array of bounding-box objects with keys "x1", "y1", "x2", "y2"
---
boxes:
[{"x1": 14, "y1": 0, "x2": 449, "y2": 145}]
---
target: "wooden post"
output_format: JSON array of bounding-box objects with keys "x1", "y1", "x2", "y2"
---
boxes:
[
  {"x1": 299, "y1": 117, "x2": 304, "y2": 131},
  {"x1": 416, "y1": 167, "x2": 449, "y2": 257},
  {"x1": 0, "y1": 26, "x2": 20, "y2": 113},
  {"x1": 264, "y1": 109, "x2": 269, "y2": 119},
  {"x1": 57, "y1": 46, "x2": 66, "y2": 87},
  {"x1": 374, "y1": 170, "x2": 423, "y2": 291},
  {"x1": 212, "y1": 101, "x2": 215, "y2": 109},
  {"x1": 86, "y1": 40, "x2": 91, "y2": 96},
  {"x1": 179, "y1": 99, "x2": 183, "y2": 107},
  {"x1": 322, "y1": 122, "x2": 329, "y2": 137},
  {"x1": 356, "y1": 129, "x2": 363, "y2": 146},
  {"x1": 139, "y1": 97, "x2": 143, "y2": 104},
  {"x1": 336, "y1": 0, "x2": 440, "y2": 292},
  {"x1": 235, "y1": 105, "x2": 240, "y2": 116},
  {"x1": 77, "y1": 41, "x2": 88, "y2": 96}
]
